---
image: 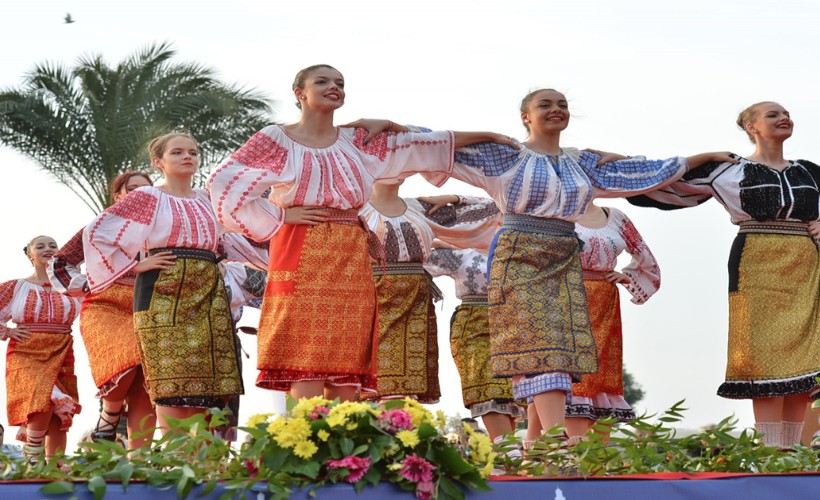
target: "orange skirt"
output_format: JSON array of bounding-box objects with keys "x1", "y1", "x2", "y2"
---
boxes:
[
  {"x1": 256, "y1": 219, "x2": 378, "y2": 392},
  {"x1": 572, "y1": 280, "x2": 624, "y2": 397},
  {"x1": 5, "y1": 330, "x2": 80, "y2": 429},
  {"x1": 80, "y1": 282, "x2": 141, "y2": 392}
]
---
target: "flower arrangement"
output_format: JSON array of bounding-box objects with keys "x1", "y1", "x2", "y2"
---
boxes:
[{"x1": 238, "y1": 397, "x2": 493, "y2": 499}]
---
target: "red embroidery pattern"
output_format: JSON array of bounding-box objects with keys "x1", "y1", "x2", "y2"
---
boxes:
[
  {"x1": 316, "y1": 154, "x2": 333, "y2": 205},
  {"x1": 352, "y1": 128, "x2": 449, "y2": 162},
  {"x1": 24, "y1": 288, "x2": 39, "y2": 323},
  {"x1": 231, "y1": 132, "x2": 289, "y2": 175},
  {"x1": 183, "y1": 201, "x2": 203, "y2": 248},
  {"x1": 293, "y1": 153, "x2": 314, "y2": 206},
  {"x1": 167, "y1": 199, "x2": 185, "y2": 248},
  {"x1": 341, "y1": 151, "x2": 366, "y2": 199},
  {"x1": 0, "y1": 280, "x2": 17, "y2": 313},
  {"x1": 328, "y1": 153, "x2": 355, "y2": 207},
  {"x1": 106, "y1": 191, "x2": 158, "y2": 225}
]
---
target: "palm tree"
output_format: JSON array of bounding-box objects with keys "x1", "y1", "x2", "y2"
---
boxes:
[{"x1": 0, "y1": 42, "x2": 273, "y2": 213}]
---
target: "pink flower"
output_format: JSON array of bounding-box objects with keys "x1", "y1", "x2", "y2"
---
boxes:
[
  {"x1": 399, "y1": 453, "x2": 437, "y2": 483},
  {"x1": 315, "y1": 406, "x2": 330, "y2": 414},
  {"x1": 326, "y1": 456, "x2": 371, "y2": 483},
  {"x1": 415, "y1": 480, "x2": 435, "y2": 500},
  {"x1": 379, "y1": 409, "x2": 414, "y2": 433}
]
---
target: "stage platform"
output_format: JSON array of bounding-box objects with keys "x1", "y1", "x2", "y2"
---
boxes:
[{"x1": 2, "y1": 472, "x2": 819, "y2": 499}]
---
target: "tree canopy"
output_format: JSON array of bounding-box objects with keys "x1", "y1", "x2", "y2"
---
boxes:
[{"x1": 0, "y1": 42, "x2": 274, "y2": 213}]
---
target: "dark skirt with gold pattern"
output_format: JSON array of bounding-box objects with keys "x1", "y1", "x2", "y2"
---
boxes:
[
  {"x1": 488, "y1": 216, "x2": 598, "y2": 379},
  {"x1": 718, "y1": 225, "x2": 820, "y2": 399},
  {"x1": 133, "y1": 248, "x2": 243, "y2": 407},
  {"x1": 450, "y1": 301, "x2": 516, "y2": 409},
  {"x1": 368, "y1": 264, "x2": 440, "y2": 404}
]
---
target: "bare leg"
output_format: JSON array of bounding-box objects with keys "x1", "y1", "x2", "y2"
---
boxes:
[
  {"x1": 801, "y1": 402, "x2": 819, "y2": 446},
  {"x1": 325, "y1": 384, "x2": 358, "y2": 402},
  {"x1": 290, "y1": 380, "x2": 326, "y2": 400},
  {"x1": 565, "y1": 417, "x2": 594, "y2": 437},
  {"x1": 525, "y1": 403, "x2": 542, "y2": 442},
  {"x1": 782, "y1": 393, "x2": 810, "y2": 422},
  {"x1": 481, "y1": 412, "x2": 515, "y2": 441},
  {"x1": 752, "y1": 396, "x2": 784, "y2": 422},
  {"x1": 156, "y1": 406, "x2": 204, "y2": 438},
  {"x1": 125, "y1": 368, "x2": 156, "y2": 448},
  {"x1": 45, "y1": 416, "x2": 67, "y2": 459},
  {"x1": 532, "y1": 390, "x2": 567, "y2": 434},
  {"x1": 24, "y1": 411, "x2": 52, "y2": 463}
]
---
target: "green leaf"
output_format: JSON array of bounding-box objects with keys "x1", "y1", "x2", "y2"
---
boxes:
[
  {"x1": 199, "y1": 479, "x2": 218, "y2": 497},
  {"x1": 438, "y1": 477, "x2": 466, "y2": 500},
  {"x1": 87, "y1": 475, "x2": 107, "y2": 500},
  {"x1": 182, "y1": 464, "x2": 196, "y2": 479},
  {"x1": 39, "y1": 481, "x2": 76, "y2": 494},
  {"x1": 339, "y1": 437, "x2": 354, "y2": 456}
]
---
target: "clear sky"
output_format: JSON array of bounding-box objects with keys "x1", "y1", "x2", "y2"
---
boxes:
[{"x1": 2, "y1": 0, "x2": 819, "y2": 447}]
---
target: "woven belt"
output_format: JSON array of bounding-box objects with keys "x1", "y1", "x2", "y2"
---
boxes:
[
  {"x1": 371, "y1": 261, "x2": 444, "y2": 302},
  {"x1": 737, "y1": 220, "x2": 810, "y2": 237},
  {"x1": 502, "y1": 215, "x2": 575, "y2": 236},
  {"x1": 17, "y1": 323, "x2": 71, "y2": 334},
  {"x1": 461, "y1": 294, "x2": 488, "y2": 306},
  {"x1": 582, "y1": 270, "x2": 611, "y2": 281},
  {"x1": 149, "y1": 247, "x2": 218, "y2": 262}
]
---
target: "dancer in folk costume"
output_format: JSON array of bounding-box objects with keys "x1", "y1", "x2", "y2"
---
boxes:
[
  {"x1": 359, "y1": 184, "x2": 500, "y2": 403},
  {"x1": 424, "y1": 240, "x2": 524, "y2": 442},
  {"x1": 565, "y1": 202, "x2": 659, "y2": 439},
  {"x1": 631, "y1": 101, "x2": 820, "y2": 448},
  {"x1": 1, "y1": 236, "x2": 82, "y2": 463},
  {"x1": 208, "y1": 64, "x2": 515, "y2": 401},
  {"x1": 364, "y1": 88, "x2": 734, "y2": 435},
  {"x1": 48, "y1": 171, "x2": 157, "y2": 448},
  {"x1": 84, "y1": 133, "x2": 261, "y2": 436}
]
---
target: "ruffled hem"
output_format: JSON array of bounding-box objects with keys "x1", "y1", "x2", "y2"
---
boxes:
[
  {"x1": 16, "y1": 385, "x2": 82, "y2": 442},
  {"x1": 96, "y1": 366, "x2": 139, "y2": 398},
  {"x1": 470, "y1": 400, "x2": 526, "y2": 419},
  {"x1": 565, "y1": 393, "x2": 635, "y2": 422},
  {"x1": 256, "y1": 369, "x2": 377, "y2": 393},
  {"x1": 717, "y1": 371, "x2": 819, "y2": 399}
]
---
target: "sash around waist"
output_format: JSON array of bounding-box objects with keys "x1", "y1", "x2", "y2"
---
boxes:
[
  {"x1": 17, "y1": 323, "x2": 72, "y2": 334},
  {"x1": 460, "y1": 294, "x2": 488, "y2": 306},
  {"x1": 371, "y1": 261, "x2": 427, "y2": 276},
  {"x1": 583, "y1": 270, "x2": 611, "y2": 281},
  {"x1": 148, "y1": 247, "x2": 217, "y2": 262},
  {"x1": 737, "y1": 220, "x2": 810, "y2": 237},
  {"x1": 501, "y1": 215, "x2": 575, "y2": 236}
]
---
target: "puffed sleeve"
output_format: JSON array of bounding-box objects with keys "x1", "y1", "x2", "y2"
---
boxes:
[
  {"x1": 441, "y1": 142, "x2": 522, "y2": 190},
  {"x1": 414, "y1": 196, "x2": 502, "y2": 253},
  {"x1": 613, "y1": 209, "x2": 661, "y2": 304},
  {"x1": 576, "y1": 152, "x2": 688, "y2": 198},
  {"x1": 424, "y1": 248, "x2": 461, "y2": 279},
  {"x1": 48, "y1": 227, "x2": 89, "y2": 296},
  {"x1": 0, "y1": 280, "x2": 18, "y2": 340},
  {"x1": 208, "y1": 126, "x2": 294, "y2": 242},
  {"x1": 83, "y1": 189, "x2": 158, "y2": 293},
  {"x1": 350, "y1": 128, "x2": 455, "y2": 186}
]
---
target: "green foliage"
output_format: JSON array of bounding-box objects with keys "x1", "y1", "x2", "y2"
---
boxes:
[
  {"x1": 493, "y1": 400, "x2": 820, "y2": 477},
  {"x1": 622, "y1": 366, "x2": 645, "y2": 406},
  {"x1": 0, "y1": 42, "x2": 273, "y2": 213}
]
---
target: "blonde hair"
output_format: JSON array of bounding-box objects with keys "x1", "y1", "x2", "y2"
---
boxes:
[
  {"x1": 147, "y1": 132, "x2": 199, "y2": 161},
  {"x1": 736, "y1": 101, "x2": 777, "y2": 144}
]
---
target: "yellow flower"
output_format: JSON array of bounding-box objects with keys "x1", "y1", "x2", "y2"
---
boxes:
[
  {"x1": 402, "y1": 399, "x2": 433, "y2": 427},
  {"x1": 346, "y1": 422, "x2": 358, "y2": 431},
  {"x1": 326, "y1": 412, "x2": 347, "y2": 428},
  {"x1": 383, "y1": 443, "x2": 400, "y2": 457},
  {"x1": 316, "y1": 429, "x2": 330, "y2": 442},
  {"x1": 266, "y1": 417, "x2": 286, "y2": 436},
  {"x1": 434, "y1": 410, "x2": 447, "y2": 431},
  {"x1": 275, "y1": 418, "x2": 313, "y2": 448},
  {"x1": 468, "y1": 431, "x2": 493, "y2": 461},
  {"x1": 479, "y1": 452, "x2": 497, "y2": 478},
  {"x1": 291, "y1": 396, "x2": 332, "y2": 418},
  {"x1": 396, "y1": 429, "x2": 420, "y2": 448},
  {"x1": 246, "y1": 413, "x2": 273, "y2": 428},
  {"x1": 387, "y1": 463, "x2": 403, "y2": 471},
  {"x1": 293, "y1": 439, "x2": 319, "y2": 459}
]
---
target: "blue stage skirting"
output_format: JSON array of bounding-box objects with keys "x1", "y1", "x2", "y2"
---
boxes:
[{"x1": 1, "y1": 473, "x2": 818, "y2": 499}]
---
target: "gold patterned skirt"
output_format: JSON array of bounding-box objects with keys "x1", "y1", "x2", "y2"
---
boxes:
[
  {"x1": 367, "y1": 264, "x2": 440, "y2": 403},
  {"x1": 80, "y1": 282, "x2": 142, "y2": 393},
  {"x1": 133, "y1": 248, "x2": 243, "y2": 406},
  {"x1": 256, "y1": 212, "x2": 378, "y2": 392},
  {"x1": 5, "y1": 324, "x2": 81, "y2": 430},
  {"x1": 718, "y1": 224, "x2": 820, "y2": 399},
  {"x1": 450, "y1": 301, "x2": 516, "y2": 408},
  {"x1": 488, "y1": 216, "x2": 597, "y2": 379}
]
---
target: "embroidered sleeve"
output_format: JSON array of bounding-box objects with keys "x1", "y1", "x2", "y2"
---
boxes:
[
  {"x1": 447, "y1": 142, "x2": 522, "y2": 190},
  {"x1": 48, "y1": 227, "x2": 89, "y2": 296},
  {"x1": 581, "y1": 153, "x2": 688, "y2": 198},
  {"x1": 83, "y1": 189, "x2": 158, "y2": 293},
  {"x1": 0, "y1": 280, "x2": 17, "y2": 340},
  {"x1": 208, "y1": 126, "x2": 291, "y2": 242},
  {"x1": 424, "y1": 248, "x2": 460, "y2": 279},
  {"x1": 626, "y1": 158, "x2": 734, "y2": 211},
  {"x1": 615, "y1": 209, "x2": 661, "y2": 304},
  {"x1": 413, "y1": 196, "x2": 501, "y2": 253},
  {"x1": 220, "y1": 233, "x2": 269, "y2": 271},
  {"x1": 353, "y1": 128, "x2": 455, "y2": 186}
]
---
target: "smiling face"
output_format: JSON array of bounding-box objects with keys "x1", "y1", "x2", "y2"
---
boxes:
[
  {"x1": 745, "y1": 102, "x2": 793, "y2": 144},
  {"x1": 152, "y1": 136, "x2": 201, "y2": 180},
  {"x1": 294, "y1": 66, "x2": 345, "y2": 112},
  {"x1": 26, "y1": 235, "x2": 58, "y2": 268},
  {"x1": 520, "y1": 89, "x2": 569, "y2": 136}
]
